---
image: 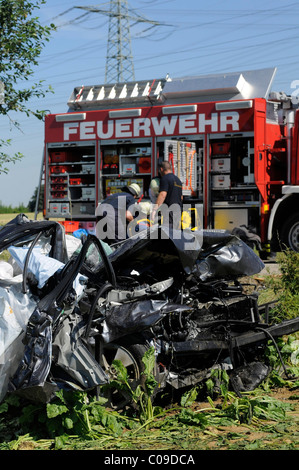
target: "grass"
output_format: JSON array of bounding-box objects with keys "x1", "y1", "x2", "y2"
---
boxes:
[
  {"x1": 0, "y1": 212, "x2": 44, "y2": 226},
  {"x1": 1, "y1": 383, "x2": 298, "y2": 451}
]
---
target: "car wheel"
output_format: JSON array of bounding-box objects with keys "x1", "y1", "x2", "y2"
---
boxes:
[{"x1": 100, "y1": 343, "x2": 149, "y2": 410}]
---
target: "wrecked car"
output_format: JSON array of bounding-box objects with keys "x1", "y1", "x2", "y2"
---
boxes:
[{"x1": 1, "y1": 214, "x2": 299, "y2": 407}]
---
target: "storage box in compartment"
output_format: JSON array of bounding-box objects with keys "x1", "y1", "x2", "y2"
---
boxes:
[
  {"x1": 50, "y1": 150, "x2": 87, "y2": 163},
  {"x1": 110, "y1": 164, "x2": 118, "y2": 174},
  {"x1": 69, "y1": 177, "x2": 82, "y2": 185},
  {"x1": 102, "y1": 163, "x2": 119, "y2": 174},
  {"x1": 214, "y1": 208, "x2": 248, "y2": 230},
  {"x1": 51, "y1": 184, "x2": 67, "y2": 191},
  {"x1": 49, "y1": 202, "x2": 61, "y2": 214},
  {"x1": 50, "y1": 165, "x2": 68, "y2": 174},
  {"x1": 51, "y1": 176, "x2": 68, "y2": 184},
  {"x1": 71, "y1": 202, "x2": 95, "y2": 215},
  {"x1": 50, "y1": 191, "x2": 68, "y2": 199},
  {"x1": 120, "y1": 157, "x2": 137, "y2": 174},
  {"x1": 211, "y1": 174, "x2": 231, "y2": 189},
  {"x1": 61, "y1": 203, "x2": 70, "y2": 214},
  {"x1": 60, "y1": 220, "x2": 80, "y2": 233},
  {"x1": 211, "y1": 142, "x2": 230, "y2": 155},
  {"x1": 212, "y1": 157, "x2": 231, "y2": 172},
  {"x1": 49, "y1": 202, "x2": 70, "y2": 215},
  {"x1": 82, "y1": 164, "x2": 95, "y2": 174},
  {"x1": 82, "y1": 187, "x2": 95, "y2": 200},
  {"x1": 135, "y1": 147, "x2": 150, "y2": 154},
  {"x1": 123, "y1": 163, "x2": 136, "y2": 174},
  {"x1": 50, "y1": 151, "x2": 68, "y2": 163}
]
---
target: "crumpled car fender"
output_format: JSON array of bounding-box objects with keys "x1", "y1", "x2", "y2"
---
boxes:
[{"x1": 101, "y1": 299, "x2": 169, "y2": 343}]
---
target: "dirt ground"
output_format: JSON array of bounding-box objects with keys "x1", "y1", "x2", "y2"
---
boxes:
[{"x1": 190, "y1": 386, "x2": 299, "y2": 450}]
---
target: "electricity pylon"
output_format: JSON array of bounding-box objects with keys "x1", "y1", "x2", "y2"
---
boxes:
[{"x1": 75, "y1": 1, "x2": 164, "y2": 83}]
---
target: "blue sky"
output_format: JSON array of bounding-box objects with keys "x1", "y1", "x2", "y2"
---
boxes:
[{"x1": 1, "y1": 0, "x2": 299, "y2": 207}]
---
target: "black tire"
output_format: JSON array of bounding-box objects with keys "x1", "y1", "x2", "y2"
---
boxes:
[
  {"x1": 100, "y1": 343, "x2": 154, "y2": 410},
  {"x1": 280, "y1": 213, "x2": 299, "y2": 252}
]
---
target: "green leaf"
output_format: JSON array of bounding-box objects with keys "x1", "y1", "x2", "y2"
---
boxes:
[
  {"x1": 47, "y1": 403, "x2": 69, "y2": 419},
  {"x1": 54, "y1": 434, "x2": 70, "y2": 450},
  {"x1": 112, "y1": 359, "x2": 129, "y2": 384},
  {"x1": 62, "y1": 417, "x2": 74, "y2": 430},
  {"x1": 181, "y1": 387, "x2": 198, "y2": 407},
  {"x1": 178, "y1": 409, "x2": 208, "y2": 428},
  {"x1": 142, "y1": 347, "x2": 156, "y2": 376},
  {"x1": 0, "y1": 403, "x2": 8, "y2": 414}
]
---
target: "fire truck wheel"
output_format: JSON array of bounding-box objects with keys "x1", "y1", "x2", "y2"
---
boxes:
[{"x1": 281, "y1": 213, "x2": 299, "y2": 252}]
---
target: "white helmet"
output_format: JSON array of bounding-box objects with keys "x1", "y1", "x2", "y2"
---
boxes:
[
  {"x1": 128, "y1": 183, "x2": 141, "y2": 197},
  {"x1": 149, "y1": 177, "x2": 160, "y2": 196}
]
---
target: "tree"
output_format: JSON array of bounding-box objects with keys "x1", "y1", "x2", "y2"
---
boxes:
[
  {"x1": 0, "y1": 0, "x2": 56, "y2": 173},
  {"x1": 28, "y1": 184, "x2": 43, "y2": 212}
]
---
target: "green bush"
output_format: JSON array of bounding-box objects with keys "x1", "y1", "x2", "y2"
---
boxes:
[
  {"x1": 0, "y1": 203, "x2": 29, "y2": 214},
  {"x1": 265, "y1": 249, "x2": 299, "y2": 322}
]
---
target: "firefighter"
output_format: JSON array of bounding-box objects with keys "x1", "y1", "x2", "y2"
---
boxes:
[
  {"x1": 151, "y1": 161, "x2": 183, "y2": 230},
  {"x1": 95, "y1": 183, "x2": 141, "y2": 245},
  {"x1": 149, "y1": 176, "x2": 160, "y2": 204}
]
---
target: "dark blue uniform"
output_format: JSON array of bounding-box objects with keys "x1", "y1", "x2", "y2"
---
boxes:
[
  {"x1": 159, "y1": 173, "x2": 182, "y2": 229},
  {"x1": 96, "y1": 192, "x2": 136, "y2": 244}
]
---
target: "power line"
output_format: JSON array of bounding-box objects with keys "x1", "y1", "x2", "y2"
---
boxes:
[{"x1": 74, "y1": 1, "x2": 170, "y2": 83}]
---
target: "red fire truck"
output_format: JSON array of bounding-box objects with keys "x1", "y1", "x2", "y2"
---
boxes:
[{"x1": 43, "y1": 67, "x2": 299, "y2": 253}]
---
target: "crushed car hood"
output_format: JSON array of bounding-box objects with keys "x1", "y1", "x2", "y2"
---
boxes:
[{"x1": 93, "y1": 225, "x2": 264, "y2": 281}]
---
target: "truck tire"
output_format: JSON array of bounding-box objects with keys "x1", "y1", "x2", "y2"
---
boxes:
[{"x1": 280, "y1": 213, "x2": 299, "y2": 252}]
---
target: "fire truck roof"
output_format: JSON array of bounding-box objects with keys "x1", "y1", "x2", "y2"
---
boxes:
[{"x1": 67, "y1": 67, "x2": 277, "y2": 111}]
